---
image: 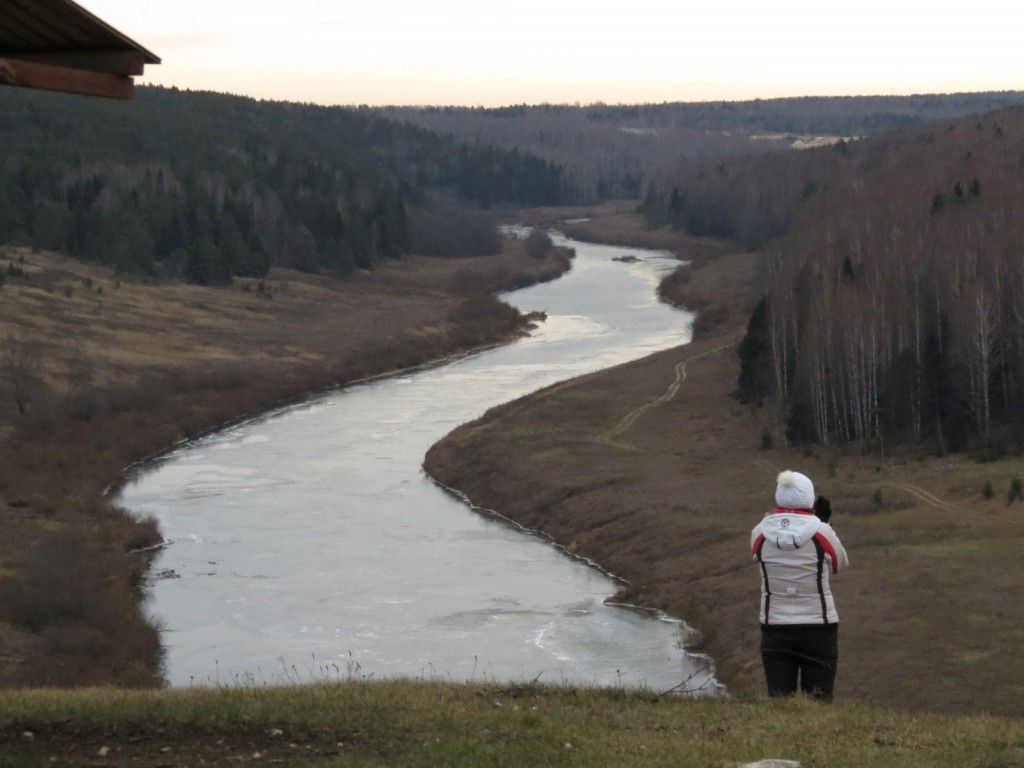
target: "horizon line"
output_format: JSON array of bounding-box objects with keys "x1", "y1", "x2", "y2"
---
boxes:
[{"x1": 133, "y1": 83, "x2": 1024, "y2": 111}]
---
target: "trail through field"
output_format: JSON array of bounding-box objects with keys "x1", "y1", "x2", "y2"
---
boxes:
[
  {"x1": 602, "y1": 340, "x2": 739, "y2": 446},
  {"x1": 889, "y1": 482, "x2": 965, "y2": 514}
]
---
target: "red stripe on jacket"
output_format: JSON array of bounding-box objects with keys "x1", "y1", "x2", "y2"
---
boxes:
[
  {"x1": 771, "y1": 507, "x2": 816, "y2": 515},
  {"x1": 752, "y1": 533, "x2": 765, "y2": 556},
  {"x1": 813, "y1": 532, "x2": 839, "y2": 574}
]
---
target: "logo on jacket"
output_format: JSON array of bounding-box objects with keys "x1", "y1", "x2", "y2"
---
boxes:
[{"x1": 780, "y1": 518, "x2": 790, "y2": 527}]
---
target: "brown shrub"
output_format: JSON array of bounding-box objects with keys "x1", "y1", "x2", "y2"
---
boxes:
[
  {"x1": 657, "y1": 264, "x2": 694, "y2": 307},
  {"x1": 409, "y1": 202, "x2": 502, "y2": 258},
  {"x1": 524, "y1": 229, "x2": 553, "y2": 259},
  {"x1": 0, "y1": 529, "x2": 164, "y2": 687}
]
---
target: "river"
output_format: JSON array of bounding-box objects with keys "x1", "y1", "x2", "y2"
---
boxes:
[{"x1": 120, "y1": 231, "x2": 718, "y2": 692}]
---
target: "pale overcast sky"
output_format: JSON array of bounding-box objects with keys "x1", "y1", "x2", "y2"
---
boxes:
[{"x1": 91, "y1": 0, "x2": 1022, "y2": 106}]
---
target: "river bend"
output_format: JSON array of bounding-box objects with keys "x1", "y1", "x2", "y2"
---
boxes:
[{"x1": 121, "y1": 231, "x2": 715, "y2": 691}]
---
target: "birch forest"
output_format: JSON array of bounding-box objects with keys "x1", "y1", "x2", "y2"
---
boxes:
[{"x1": 650, "y1": 106, "x2": 1024, "y2": 452}]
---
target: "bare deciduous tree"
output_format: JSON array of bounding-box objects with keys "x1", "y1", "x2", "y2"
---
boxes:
[{"x1": 2, "y1": 336, "x2": 43, "y2": 416}]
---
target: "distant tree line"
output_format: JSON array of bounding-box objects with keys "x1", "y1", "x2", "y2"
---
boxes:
[
  {"x1": 680, "y1": 107, "x2": 1024, "y2": 454},
  {"x1": 379, "y1": 91, "x2": 1024, "y2": 204},
  {"x1": 0, "y1": 87, "x2": 565, "y2": 284},
  {"x1": 581, "y1": 92, "x2": 1024, "y2": 136}
]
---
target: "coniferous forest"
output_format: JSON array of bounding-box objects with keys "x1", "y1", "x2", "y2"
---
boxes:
[{"x1": 0, "y1": 87, "x2": 564, "y2": 284}]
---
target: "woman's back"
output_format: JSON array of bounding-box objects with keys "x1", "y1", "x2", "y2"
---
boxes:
[
  {"x1": 751, "y1": 470, "x2": 849, "y2": 701},
  {"x1": 751, "y1": 511, "x2": 847, "y2": 626}
]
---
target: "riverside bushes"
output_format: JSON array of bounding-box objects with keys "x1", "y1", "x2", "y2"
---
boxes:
[
  {"x1": 408, "y1": 198, "x2": 502, "y2": 258},
  {"x1": 0, "y1": 526, "x2": 162, "y2": 687}
]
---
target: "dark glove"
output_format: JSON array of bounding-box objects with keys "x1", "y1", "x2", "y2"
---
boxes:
[{"x1": 813, "y1": 495, "x2": 832, "y2": 523}]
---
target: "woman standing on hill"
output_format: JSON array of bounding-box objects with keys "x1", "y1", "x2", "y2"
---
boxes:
[{"x1": 751, "y1": 470, "x2": 849, "y2": 701}]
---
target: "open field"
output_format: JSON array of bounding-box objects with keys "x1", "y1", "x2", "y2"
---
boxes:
[
  {"x1": 3, "y1": 681, "x2": 1024, "y2": 767},
  {"x1": 427, "y1": 209, "x2": 1024, "y2": 716},
  {"x1": 0, "y1": 241, "x2": 572, "y2": 688}
]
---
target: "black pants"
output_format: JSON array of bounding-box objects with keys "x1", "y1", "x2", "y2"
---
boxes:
[{"x1": 760, "y1": 624, "x2": 838, "y2": 701}]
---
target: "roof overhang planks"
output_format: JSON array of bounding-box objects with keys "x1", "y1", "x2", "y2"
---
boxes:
[
  {"x1": 0, "y1": 56, "x2": 136, "y2": 99},
  {"x1": 0, "y1": 0, "x2": 160, "y2": 100}
]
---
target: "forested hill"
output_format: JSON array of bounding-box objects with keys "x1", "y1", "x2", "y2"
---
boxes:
[
  {"x1": 379, "y1": 91, "x2": 1024, "y2": 201},
  {"x1": 647, "y1": 106, "x2": 1024, "y2": 453},
  {"x1": 0, "y1": 87, "x2": 563, "y2": 283}
]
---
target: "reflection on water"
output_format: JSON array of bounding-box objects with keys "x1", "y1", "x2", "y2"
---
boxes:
[{"x1": 121, "y1": 232, "x2": 718, "y2": 692}]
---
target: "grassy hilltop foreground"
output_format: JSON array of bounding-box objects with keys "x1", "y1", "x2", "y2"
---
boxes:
[{"x1": 2, "y1": 682, "x2": 1024, "y2": 767}]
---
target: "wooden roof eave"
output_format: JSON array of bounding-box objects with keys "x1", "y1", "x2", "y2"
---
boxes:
[
  {"x1": 0, "y1": 0, "x2": 160, "y2": 100},
  {"x1": 0, "y1": 55, "x2": 134, "y2": 99}
]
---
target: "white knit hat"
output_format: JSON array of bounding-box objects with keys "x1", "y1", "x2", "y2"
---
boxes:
[{"x1": 775, "y1": 470, "x2": 815, "y2": 509}]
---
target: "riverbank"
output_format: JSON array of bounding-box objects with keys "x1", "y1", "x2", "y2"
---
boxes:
[
  {"x1": 426, "y1": 208, "x2": 1024, "y2": 716},
  {"x1": 0, "y1": 240, "x2": 572, "y2": 688},
  {"x1": 516, "y1": 201, "x2": 729, "y2": 264},
  {"x1": 3, "y1": 681, "x2": 1022, "y2": 766}
]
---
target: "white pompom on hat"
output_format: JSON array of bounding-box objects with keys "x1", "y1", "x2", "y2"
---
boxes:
[{"x1": 775, "y1": 470, "x2": 815, "y2": 509}]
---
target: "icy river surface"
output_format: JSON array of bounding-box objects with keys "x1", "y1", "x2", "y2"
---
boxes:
[{"x1": 121, "y1": 231, "x2": 715, "y2": 690}]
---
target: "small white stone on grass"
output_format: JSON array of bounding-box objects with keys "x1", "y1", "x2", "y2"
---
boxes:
[
  {"x1": 97, "y1": 746, "x2": 110, "y2": 757},
  {"x1": 268, "y1": 728, "x2": 284, "y2": 737},
  {"x1": 741, "y1": 760, "x2": 801, "y2": 768}
]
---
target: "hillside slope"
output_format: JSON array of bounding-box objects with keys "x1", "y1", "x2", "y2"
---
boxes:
[{"x1": 425, "y1": 208, "x2": 1024, "y2": 716}]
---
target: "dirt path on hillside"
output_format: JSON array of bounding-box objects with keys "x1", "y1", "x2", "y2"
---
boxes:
[
  {"x1": 889, "y1": 482, "x2": 966, "y2": 514},
  {"x1": 601, "y1": 340, "x2": 740, "y2": 446}
]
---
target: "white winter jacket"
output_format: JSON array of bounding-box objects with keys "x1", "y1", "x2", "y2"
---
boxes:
[{"x1": 751, "y1": 509, "x2": 849, "y2": 626}]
